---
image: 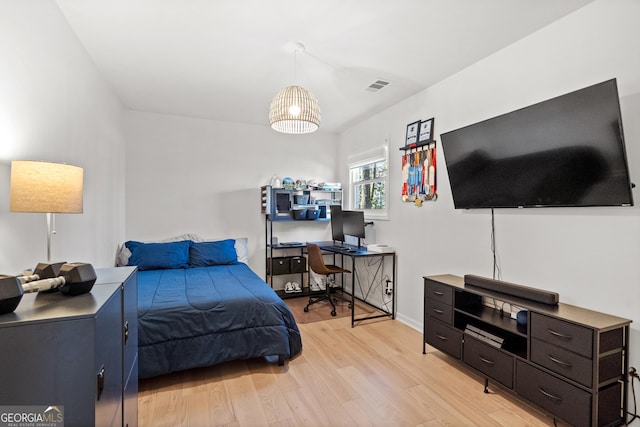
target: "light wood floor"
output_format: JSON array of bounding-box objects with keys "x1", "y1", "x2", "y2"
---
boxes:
[{"x1": 138, "y1": 318, "x2": 559, "y2": 426}]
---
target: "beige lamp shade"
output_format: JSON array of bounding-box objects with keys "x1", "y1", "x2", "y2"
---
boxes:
[
  {"x1": 10, "y1": 160, "x2": 84, "y2": 214},
  {"x1": 269, "y1": 85, "x2": 321, "y2": 134}
]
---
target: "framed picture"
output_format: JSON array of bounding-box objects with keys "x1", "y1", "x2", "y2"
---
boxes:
[
  {"x1": 418, "y1": 117, "x2": 435, "y2": 143},
  {"x1": 405, "y1": 121, "x2": 420, "y2": 146}
]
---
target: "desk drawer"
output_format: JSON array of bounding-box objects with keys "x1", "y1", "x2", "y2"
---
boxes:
[
  {"x1": 531, "y1": 313, "x2": 592, "y2": 358},
  {"x1": 464, "y1": 335, "x2": 513, "y2": 389},
  {"x1": 531, "y1": 338, "x2": 592, "y2": 387},
  {"x1": 516, "y1": 360, "x2": 591, "y2": 427},
  {"x1": 425, "y1": 280, "x2": 453, "y2": 305},
  {"x1": 425, "y1": 299, "x2": 453, "y2": 325},
  {"x1": 426, "y1": 319, "x2": 461, "y2": 359}
]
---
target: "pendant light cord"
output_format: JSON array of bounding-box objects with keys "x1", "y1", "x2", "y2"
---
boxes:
[{"x1": 294, "y1": 48, "x2": 298, "y2": 85}]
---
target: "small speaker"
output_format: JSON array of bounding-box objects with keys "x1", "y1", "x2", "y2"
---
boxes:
[{"x1": 516, "y1": 310, "x2": 528, "y2": 326}]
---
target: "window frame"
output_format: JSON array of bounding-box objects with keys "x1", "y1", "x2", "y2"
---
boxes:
[{"x1": 348, "y1": 146, "x2": 389, "y2": 220}]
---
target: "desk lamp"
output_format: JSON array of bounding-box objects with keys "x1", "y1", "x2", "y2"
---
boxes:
[{"x1": 9, "y1": 160, "x2": 84, "y2": 262}]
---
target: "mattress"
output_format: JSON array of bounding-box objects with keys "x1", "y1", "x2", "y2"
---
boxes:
[{"x1": 137, "y1": 263, "x2": 302, "y2": 378}]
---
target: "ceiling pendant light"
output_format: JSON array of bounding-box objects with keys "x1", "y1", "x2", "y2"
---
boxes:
[{"x1": 269, "y1": 43, "x2": 320, "y2": 134}]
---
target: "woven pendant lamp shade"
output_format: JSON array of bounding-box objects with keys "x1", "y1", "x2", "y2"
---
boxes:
[{"x1": 269, "y1": 85, "x2": 321, "y2": 134}]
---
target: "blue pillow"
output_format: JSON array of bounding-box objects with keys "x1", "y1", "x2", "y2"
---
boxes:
[
  {"x1": 125, "y1": 240, "x2": 191, "y2": 271},
  {"x1": 189, "y1": 239, "x2": 238, "y2": 267}
]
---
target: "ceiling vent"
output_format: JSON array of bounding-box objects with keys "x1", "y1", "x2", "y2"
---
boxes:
[{"x1": 366, "y1": 80, "x2": 390, "y2": 92}]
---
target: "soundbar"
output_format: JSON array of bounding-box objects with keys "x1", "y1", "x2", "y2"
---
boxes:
[{"x1": 464, "y1": 274, "x2": 559, "y2": 306}]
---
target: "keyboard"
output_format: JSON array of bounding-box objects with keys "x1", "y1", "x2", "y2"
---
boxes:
[{"x1": 324, "y1": 245, "x2": 355, "y2": 252}]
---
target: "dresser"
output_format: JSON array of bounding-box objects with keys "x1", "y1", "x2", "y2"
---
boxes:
[
  {"x1": 96, "y1": 267, "x2": 138, "y2": 427},
  {"x1": 423, "y1": 274, "x2": 631, "y2": 427},
  {"x1": 0, "y1": 266, "x2": 137, "y2": 427}
]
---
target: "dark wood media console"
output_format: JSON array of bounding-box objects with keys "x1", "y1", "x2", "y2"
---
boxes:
[{"x1": 423, "y1": 274, "x2": 632, "y2": 427}]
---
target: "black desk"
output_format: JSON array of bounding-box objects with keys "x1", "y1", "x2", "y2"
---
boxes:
[{"x1": 314, "y1": 241, "x2": 396, "y2": 327}]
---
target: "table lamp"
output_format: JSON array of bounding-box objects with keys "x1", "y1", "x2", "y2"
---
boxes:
[{"x1": 9, "y1": 160, "x2": 84, "y2": 262}]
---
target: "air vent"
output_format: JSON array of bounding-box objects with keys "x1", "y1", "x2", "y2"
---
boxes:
[{"x1": 366, "y1": 80, "x2": 390, "y2": 92}]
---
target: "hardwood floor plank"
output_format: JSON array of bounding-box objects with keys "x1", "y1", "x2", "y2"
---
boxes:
[
  {"x1": 139, "y1": 319, "x2": 558, "y2": 427},
  {"x1": 224, "y1": 373, "x2": 268, "y2": 426},
  {"x1": 287, "y1": 356, "x2": 358, "y2": 426},
  {"x1": 250, "y1": 364, "x2": 295, "y2": 424},
  {"x1": 202, "y1": 379, "x2": 236, "y2": 425}
]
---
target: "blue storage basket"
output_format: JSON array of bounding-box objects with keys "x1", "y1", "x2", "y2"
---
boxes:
[{"x1": 306, "y1": 209, "x2": 320, "y2": 220}]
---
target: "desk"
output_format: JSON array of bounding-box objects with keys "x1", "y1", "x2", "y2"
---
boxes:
[{"x1": 314, "y1": 242, "x2": 396, "y2": 327}]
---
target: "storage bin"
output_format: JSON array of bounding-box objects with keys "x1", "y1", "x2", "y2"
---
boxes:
[
  {"x1": 293, "y1": 209, "x2": 307, "y2": 220},
  {"x1": 294, "y1": 194, "x2": 309, "y2": 204},
  {"x1": 306, "y1": 209, "x2": 320, "y2": 220},
  {"x1": 290, "y1": 256, "x2": 307, "y2": 273},
  {"x1": 267, "y1": 257, "x2": 290, "y2": 275}
]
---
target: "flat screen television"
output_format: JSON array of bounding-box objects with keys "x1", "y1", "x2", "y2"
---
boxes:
[{"x1": 440, "y1": 79, "x2": 634, "y2": 209}]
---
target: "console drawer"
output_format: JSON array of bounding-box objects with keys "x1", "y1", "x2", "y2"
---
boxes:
[
  {"x1": 464, "y1": 335, "x2": 513, "y2": 389},
  {"x1": 531, "y1": 338, "x2": 592, "y2": 387},
  {"x1": 426, "y1": 319, "x2": 462, "y2": 359},
  {"x1": 531, "y1": 313, "x2": 593, "y2": 358},
  {"x1": 516, "y1": 360, "x2": 591, "y2": 427},
  {"x1": 425, "y1": 280, "x2": 453, "y2": 305},
  {"x1": 425, "y1": 299, "x2": 453, "y2": 325}
]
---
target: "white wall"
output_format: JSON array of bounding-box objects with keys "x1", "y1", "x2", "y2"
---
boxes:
[
  {"x1": 124, "y1": 111, "x2": 340, "y2": 272},
  {"x1": 339, "y1": 0, "x2": 640, "y2": 369},
  {"x1": 0, "y1": 1, "x2": 126, "y2": 272}
]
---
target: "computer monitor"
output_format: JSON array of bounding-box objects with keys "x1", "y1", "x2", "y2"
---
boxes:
[
  {"x1": 342, "y1": 210, "x2": 365, "y2": 247},
  {"x1": 330, "y1": 205, "x2": 344, "y2": 242}
]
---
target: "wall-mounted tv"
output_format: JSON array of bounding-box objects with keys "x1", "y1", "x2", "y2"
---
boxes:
[{"x1": 440, "y1": 79, "x2": 634, "y2": 209}]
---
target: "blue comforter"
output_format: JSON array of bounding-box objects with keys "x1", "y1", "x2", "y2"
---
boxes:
[{"x1": 137, "y1": 263, "x2": 302, "y2": 378}]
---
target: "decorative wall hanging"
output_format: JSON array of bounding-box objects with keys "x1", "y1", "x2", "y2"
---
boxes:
[{"x1": 400, "y1": 118, "x2": 437, "y2": 206}]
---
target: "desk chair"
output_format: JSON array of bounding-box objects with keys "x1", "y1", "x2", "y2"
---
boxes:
[{"x1": 304, "y1": 244, "x2": 351, "y2": 316}]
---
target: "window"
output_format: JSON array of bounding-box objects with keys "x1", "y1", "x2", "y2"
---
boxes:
[{"x1": 349, "y1": 146, "x2": 388, "y2": 220}]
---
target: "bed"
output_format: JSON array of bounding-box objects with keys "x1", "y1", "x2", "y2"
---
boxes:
[{"x1": 119, "y1": 237, "x2": 302, "y2": 379}]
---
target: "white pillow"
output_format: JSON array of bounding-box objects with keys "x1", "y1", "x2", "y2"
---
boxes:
[{"x1": 116, "y1": 234, "x2": 249, "y2": 266}]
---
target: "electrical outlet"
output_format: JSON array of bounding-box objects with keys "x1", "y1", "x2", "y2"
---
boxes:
[
  {"x1": 385, "y1": 281, "x2": 393, "y2": 295},
  {"x1": 630, "y1": 367, "x2": 638, "y2": 378}
]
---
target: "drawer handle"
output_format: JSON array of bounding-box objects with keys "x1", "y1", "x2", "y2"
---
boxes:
[
  {"x1": 432, "y1": 308, "x2": 445, "y2": 315},
  {"x1": 538, "y1": 387, "x2": 562, "y2": 402},
  {"x1": 97, "y1": 365, "x2": 105, "y2": 401},
  {"x1": 548, "y1": 354, "x2": 572, "y2": 368},
  {"x1": 547, "y1": 328, "x2": 573, "y2": 340},
  {"x1": 435, "y1": 334, "x2": 448, "y2": 341},
  {"x1": 479, "y1": 356, "x2": 495, "y2": 366},
  {"x1": 124, "y1": 320, "x2": 129, "y2": 344},
  {"x1": 432, "y1": 290, "x2": 444, "y2": 296}
]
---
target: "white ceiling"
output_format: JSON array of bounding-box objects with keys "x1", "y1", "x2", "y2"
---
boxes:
[{"x1": 56, "y1": 0, "x2": 594, "y2": 133}]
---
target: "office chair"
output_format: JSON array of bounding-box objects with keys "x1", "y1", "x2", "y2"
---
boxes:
[{"x1": 304, "y1": 243, "x2": 351, "y2": 316}]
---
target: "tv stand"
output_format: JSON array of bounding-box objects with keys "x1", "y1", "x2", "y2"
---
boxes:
[{"x1": 423, "y1": 274, "x2": 631, "y2": 427}]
